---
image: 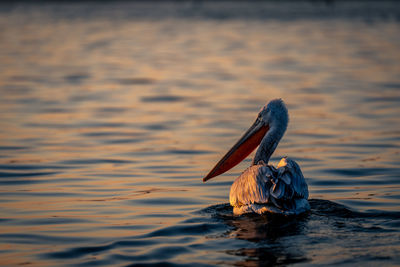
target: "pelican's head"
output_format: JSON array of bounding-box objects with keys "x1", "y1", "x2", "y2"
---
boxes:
[
  {"x1": 203, "y1": 99, "x2": 288, "y2": 182},
  {"x1": 257, "y1": 99, "x2": 288, "y2": 130}
]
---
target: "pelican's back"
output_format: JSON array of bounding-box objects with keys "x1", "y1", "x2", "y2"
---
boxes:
[{"x1": 229, "y1": 158, "x2": 309, "y2": 216}]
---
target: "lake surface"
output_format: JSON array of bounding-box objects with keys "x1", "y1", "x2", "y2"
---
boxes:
[{"x1": 0, "y1": 1, "x2": 400, "y2": 266}]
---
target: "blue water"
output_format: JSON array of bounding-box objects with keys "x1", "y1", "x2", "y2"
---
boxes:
[{"x1": 0, "y1": 1, "x2": 400, "y2": 266}]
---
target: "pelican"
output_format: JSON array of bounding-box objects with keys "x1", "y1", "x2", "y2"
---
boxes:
[{"x1": 203, "y1": 99, "x2": 309, "y2": 216}]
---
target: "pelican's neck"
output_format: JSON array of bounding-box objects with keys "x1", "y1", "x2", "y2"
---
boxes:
[{"x1": 252, "y1": 116, "x2": 288, "y2": 166}]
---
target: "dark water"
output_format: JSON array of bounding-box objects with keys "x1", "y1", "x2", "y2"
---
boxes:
[{"x1": 0, "y1": 1, "x2": 400, "y2": 266}]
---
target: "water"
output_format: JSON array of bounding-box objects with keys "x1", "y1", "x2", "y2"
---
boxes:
[{"x1": 1, "y1": 1, "x2": 400, "y2": 266}]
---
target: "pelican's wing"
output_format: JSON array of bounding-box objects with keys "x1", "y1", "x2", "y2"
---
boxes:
[
  {"x1": 229, "y1": 159, "x2": 309, "y2": 216},
  {"x1": 270, "y1": 158, "x2": 309, "y2": 208},
  {"x1": 229, "y1": 165, "x2": 275, "y2": 208},
  {"x1": 284, "y1": 158, "x2": 308, "y2": 199}
]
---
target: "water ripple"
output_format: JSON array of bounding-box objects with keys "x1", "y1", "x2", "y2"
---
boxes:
[
  {"x1": 323, "y1": 167, "x2": 399, "y2": 177},
  {"x1": 0, "y1": 171, "x2": 59, "y2": 178},
  {"x1": 116, "y1": 78, "x2": 156, "y2": 85},
  {"x1": 0, "y1": 233, "x2": 91, "y2": 244},
  {"x1": 145, "y1": 223, "x2": 227, "y2": 238},
  {"x1": 0, "y1": 164, "x2": 71, "y2": 170},
  {"x1": 59, "y1": 159, "x2": 133, "y2": 165},
  {"x1": 132, "y1": 197, "x2": 204, "y2": 206},
  {"x1": 141, "y1": 95, "x2": 185, "y2": 103}
]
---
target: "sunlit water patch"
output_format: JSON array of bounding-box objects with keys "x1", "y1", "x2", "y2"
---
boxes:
[{"x1": 0, "y1": 1, "x2": 400, "y2": 266}]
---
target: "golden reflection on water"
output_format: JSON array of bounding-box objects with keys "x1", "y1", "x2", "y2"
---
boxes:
[{"x1": 0, "y1": 4, "x2": 400, "y2": 266}]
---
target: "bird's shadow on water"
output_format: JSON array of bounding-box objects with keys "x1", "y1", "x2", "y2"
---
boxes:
[
  {"x1": 199, "y1": 198, "x2": 379, "y2": 266},
  {"x1": 204, "y1": 203, "x2": 308, "y2": 242},
  {"x1": 201, "y1": 203, "x2": 311, "y2": 266}
]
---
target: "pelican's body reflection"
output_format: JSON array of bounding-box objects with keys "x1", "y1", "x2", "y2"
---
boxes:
[
  {"x1": 228, "y1": 213, "x2": 307, "y2": 242},
  {"x1": 211, "y1": 204, "x2": 309, "y2": 265}
]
